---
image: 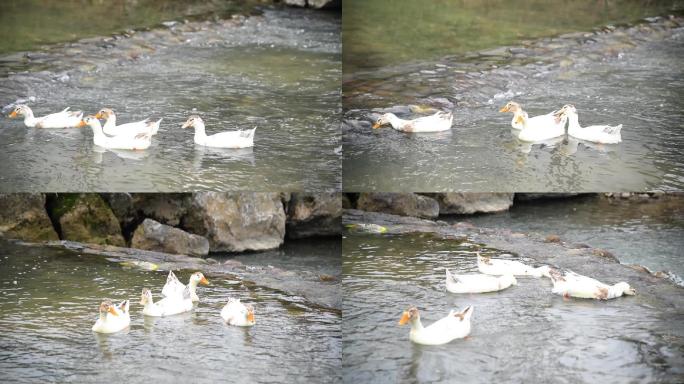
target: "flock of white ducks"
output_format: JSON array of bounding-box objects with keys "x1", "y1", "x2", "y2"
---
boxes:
[
  {"x1": 92, "y1": 271, "x2": 256, "y2": 334},
  {"x1": 371, "y1": 101, "x2": 622, "y2": 144},
  {"x1": 400, "y1": 252, "x2": 635, "y2": 345},
  {"x1": 7, "y1": 105, "x2": 256, "y2": 150}
]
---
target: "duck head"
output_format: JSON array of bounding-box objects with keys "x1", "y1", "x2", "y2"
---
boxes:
[
  {"x1": 499, "y1": 101, "x2": 521, "y2": 113},
  {"x1": 95, "y1": 108, "x2": 114, "y2": 120},
  {"x1": 140, "y1": 288, "x2": 153, "y2": 305},
  {"x1": 553, "y1": 104, "x2": 576, "y2": 123},
  {"x1": 99, "y1": 300, "x2": 118, "y2": 317},
  {"x1": 372, "y1": 113, "x2": 395, "y2": 129},
  {"x1": 77, "y1": 115, "x2": 99, "y2": 128},
  {"x1": 614, "y1": 282, "x2": 636, "y2": 296},
  {"x1": 181, "y1": 115, "x2": 203, "y2": 129},
  {"x1": 398, "y1": 307, "x2": 419, "y2": 325},
  {"x1": 190, "y1": 272, "x2": 209, "y2": 286},
  {"x1": 8, "y1": 105, "x2": 30, "y2": 118}
]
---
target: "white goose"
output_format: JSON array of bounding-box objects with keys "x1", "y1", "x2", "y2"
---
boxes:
[
  {"x1": 515, "y1": 111, "x2": 567, "y2": 142},
  {"x1": 548, "y1": 268, "x2": 636, "y2": 300},
  {"x1": 139, "y1": 288, "x2": 193, "y2": 317},
  {"x1": 398, "y1": 306, "x2": 473, "y2": 345},
  {"x1": 557, "y1": 105, "x2": 622, "y2": 144},
  {"x1": 499, "y1": 101, "x2": 562, "y2": 131},
  {"x1": 161, "y1": 271, "x2": 209, "y2": 302},
  {"x1": 181, "y1": 115, "x2": 256, "y2": 148},
  {"x1": 8, "y1": 105, "x2": 82, "y2": 128},
  {"x1": 220, "y1": 298, "x2": 256, "y2": 326},
  {"x1": 477, "y1": 252, "x2": 550, "y2": 278},
  {"x1": 372, "y1": 111, "x2": 453, "y2": 132},
  {"x1": 445, "y1": 268, "x2": 517, "y2": 293},
  {"x1": 78, "y1": 116, "x2": 152, "y2": 150},
  {"x1": 95, "y1": 108, "x2": 162, "y2": 137},
  {"x1": 92, "y1": 300, "x2": 130, "y2": 333}
]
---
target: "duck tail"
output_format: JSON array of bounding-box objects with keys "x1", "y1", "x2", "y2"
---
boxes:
[{"x1": 445, "y1": 268, "x2": 457, "y2": 283}]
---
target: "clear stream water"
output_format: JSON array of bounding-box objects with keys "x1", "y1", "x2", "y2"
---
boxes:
[
  {"x1": 0, "y1": 239, "x2": 341, "y2": 383},
  {"x1": 0, "y1": 7, "x2": 341, "y2": 192},
  {"x1": 342, "y1": 230, "x2": 684, "y2": 383}
]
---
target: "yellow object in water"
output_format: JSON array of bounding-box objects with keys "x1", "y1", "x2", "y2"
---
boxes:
[
  {"x1": 120, "y1": 260, "x2": 159, "y2": 271},
  {"x1": 345, "y1": 223, "x2": 388, "y2": 233}
]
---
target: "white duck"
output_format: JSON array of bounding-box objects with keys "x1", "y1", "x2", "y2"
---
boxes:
[
  {"x1": 557, "y1": 104, "x2": 622, "y2": 144},
  {"x1": 515, "y1": 111, "x2": 567, "y2": 142},
  {"x1": 181, "y1": 115, "x2": 256, "y2": 148},
  {"x1": 78, "y1": 116, "x2": 152, "y2": 150},
  {"x1": 92, "y1": 300, "x2": 130, "y2": 333},
  {"x1": 95, "y1": 108, "x2": 162, "y2": 137},
  {"x1": 161, "y1": 271, "x2": 209, "y2": 302},
  {"x1": 398, "y1": 306, "x2": 473, "y2": 345},
  {"x1": 548, "y1": 268, "x2": 636, "y2": 300},
  {"x1": 477, "y1": 252, "x2": 550, "y2": 278},
  {"x1": 220, "y1": 298, "x2": 256, "y2": 327},
  {"x1": 372, "y1": 111, "x2": 453, "y2": 132},
  {"x1": 8, "y1": 105, "x2": 82, "y2": 128},
  {"x1": 139, "y1": 287, "x2": 193, "y2": 317},
  {"x1": 499, "y1": 101, "x2": 562, "y2": 131},
  {"x1": 445, "y1": 268, "x2": 517, "y2": 293}
]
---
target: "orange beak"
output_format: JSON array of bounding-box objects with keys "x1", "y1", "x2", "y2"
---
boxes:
[
  {"x1": 8, "y1": 110, "x2": 17, "y2": 118},
  {"x1": 398, "y1": 311, "x2": 410, "y2": 325},
  {"x1": 247, "y1": 311, "x2": 255, "y2": 323},
  {"x1": 200, "y1": 276, "x2": 209, "y2": 285},
  {"x1": 76, "y1": 120, "x2": 87, "y2": 127},
  {"x1": 94, "y1": 112, "x2": 104, "y2": 119},
  {"x1": 372, "y1": 122, "x2": 382, "y2": 129},
  {"x1": 107, "y1": 306, "x2": 119, "y2": 316},
  {"x1": 499, "y1": 105, "x2": 510, "y2": 113}
]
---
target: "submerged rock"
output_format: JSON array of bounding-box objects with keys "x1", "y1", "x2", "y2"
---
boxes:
[
  {"x1": 425, "y1": 193, "x2": 514, "y2": 214},
  {"x1": 131, "y1": 218, "x2": 209, "y2": 257},
  {"x1": 286, "y1": 193, "x2": 342, "y2": 238},
  {"x1": 0, "y1": 194, "x2": 58, "y2": 242},
  {"x1": 46, "y1": 194, "x2": 125, "y2": 246},
  {"x1": 182, "y1": 193, "x2": 286, "y2": 252},
  {"x1": 356, "y1": 193, "x2": 439, "y2": 219},
  {"x1": 283, "y1": 0, "x2": 341, "y2": 9}
]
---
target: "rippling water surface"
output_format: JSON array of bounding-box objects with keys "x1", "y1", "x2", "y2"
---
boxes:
[
  {"x1": 0, "y1": 8, "x2": 341, "y2": 192},
  {"x1": 342, "y1": 233, "x2": 683, "y2": 383},
  {"x1": 0, "y1": 240, "x2": 341, "y2": 383}
]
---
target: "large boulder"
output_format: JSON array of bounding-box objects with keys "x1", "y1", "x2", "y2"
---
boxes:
[
  {"x1": 426, "y1": 193, "x2": 514, "y2": 214},
  {"x1": 182, "y1": 193, "x2": 286, "y2": 252},
  {"x1": 46, "y1": 194, "x2": 125, "y2": 246},
  {"x1": 0, "y1": 194, "x2": 59, "y2": 241},
  {"x1": 131, "y1": 219, "x2": 209, "y2": 257},
  {"x1": 286, "y1": 193, "x2": 342, "y2": 238},
  {"x1": 356, "y1": 193, "x2": 439, "y2": 219}
]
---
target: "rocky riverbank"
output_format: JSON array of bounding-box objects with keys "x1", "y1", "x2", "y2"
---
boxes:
[
  {"x1": 0, "y1": 193, "x2": 341, "y2": 255},
  {"x1": 343, "y1": 192, "x2": 680, "y2": 219}
]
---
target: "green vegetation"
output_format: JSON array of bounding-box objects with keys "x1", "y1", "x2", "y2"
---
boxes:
[{"x1": 343, "y1": 0, "x2": 683, "y2": 74}]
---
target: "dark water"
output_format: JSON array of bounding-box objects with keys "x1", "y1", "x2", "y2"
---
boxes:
[
  {"x1": 0, "y1": 240, "x2": 341, "y2": 383},
  {"x1": 342, "y1": 233, "x2": 684, "y2": 383},
  {"x1": 343, "y1": 25, "x2": 684, "y2": 191},
  {"x1": 457, "y1": 195, "x2": 684, "y2": 279},
  {"x1": 0, "y1": 8, "x2": 341, "y2": 192}
]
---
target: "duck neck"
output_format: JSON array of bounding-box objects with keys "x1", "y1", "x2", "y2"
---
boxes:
[
  {"x1": 410, "y1": 316, "x2": 424, "y2": 332},
  {"x1": 187, "y1": 279, "x2": 199, "y2": 296},
  {"x1": 22, "y1": 109, "x2": 37, "y2": 126},
  {"x1": 104, "y1": 114, "x2": 117, "y2": 130},
  {"x1": 387, "y1": 114, "x2": 407, "y2": 130},
  {"x1": 567, "y1": 112, "x2": 581, "y2": 132},
  {"x1": 89, "y1": 121, "x2": 106, "y2": 139},
  {"x1": 193, "y1": 122, "x2": 207, "y2": 141}
]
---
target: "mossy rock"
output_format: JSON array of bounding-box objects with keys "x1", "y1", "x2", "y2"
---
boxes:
[{"x1": 49, "y1": 194, "x2": 125, "y2": 246}]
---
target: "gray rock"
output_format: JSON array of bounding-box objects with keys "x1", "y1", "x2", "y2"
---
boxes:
[
  {"x1": 182, "y1": 193, "x2": 286, "y2": 252},
  {"x1": 0, "y1": 194, "x2": 59, "y2": 242},
  {"x1": 47, "y1": 194, "x2": 125, "y2": 246},
  {"x1": 283, "y1": 0, "x2": 340, "y2": 9},
  {"x1": 286, "y1": 193, "x2": 342, "y2": 238},
  {"x1": 131, "y1": 218, "x2": 209, "y2": 257},
  {"x1": 426, "y1": 193, "x2": 514, "y2": 214},
  {"x1": 515, "y1": 193, "x2": 581, "y2": 201},
  {"x1": 356, "y1": 193, "x2": 439, "y2": 219}
]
